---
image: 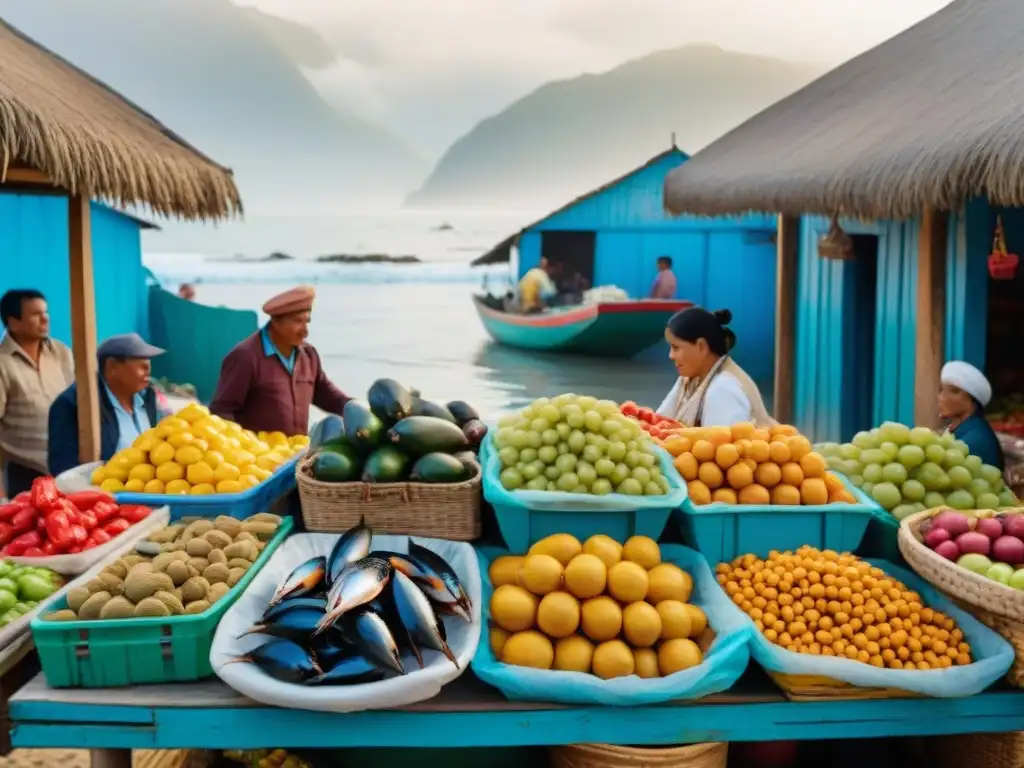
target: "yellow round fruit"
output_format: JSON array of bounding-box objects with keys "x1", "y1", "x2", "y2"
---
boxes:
[
  {"x1": 622, "y1": 536, "x2": 661, "y2": 569},
  {"x1": 582, "y1": 534, "x2": 623, "y2": 568},
  {"x1": 528, "y1": 533, "x2": 583, "y2": 566},
  {"x1": 256, "y1": 452, "x2": 284, "y2": 471},
  {"x1": 132, "y1": 432, "x2": 160, "y2": 453},
  {"x1": 490, "y1": 627, "x2": 510, "y2": 658},
  {"x1": 580, "y1": 596, "x2": 623, "y2": 642},
  {"x1": 233, "y1": 450, "x2": 257, "y2": 467},
  {"x1": 156, "y1": 462, "x2": 184, "y2": 483},
  {"x1": 143, "y1": 479, "x2": 166, "y2": 494},
  {"x1": 656, "y1": 600, "x2": 693, "y2": 639},
  {"x1": 149, "y1": 441, "x2": 175, "y2": 466},
  {"x1": 203, "y1": 451, "x2": 224, "y2": 469},
  {"x1": 239, "y1": 474, "x2": 260, "y2": 489},
  {"x1": 490, "y1": 585, "x2": 539, "y2": 632},
  {"x1": 488, "y1": 556, "x2": 525, "y2": 588},
  {"x1": 646, "y1": 563, "x2": 693, "y2": 604},
  {"x1": 115, "y1": 447, "x2": 146, "y2": 468},
  {"x1": 166, "y1": 432, "x2": 196, "y2": 450},
  {"x1": 248, "y1": 466, "x2": 272, "y2": 482},
  {"x1": 622, "y1": 601, "x2": 663, "y2": 648},
  {"x1": 190, "y1": 483, "x2": 216, "y2": 495},
  {"x1": 633, "y1": 647, "x2": 660, "y2": 679},
  {"x1": 536, "y1": 592, "x2": 581, "y2": 638},
  {"x1": 100, "y1": 478, "x2": 125, "y2": 493},
  {"x1": 102, "y1": 464, "x2": 129, "y2": 482},
  {"x1": 90, "y1": 467, "x2": 106, "y2": 484},
  {"x1": 658, "y1": 638, "x2": 704, "y2": 675},
  {"x1": 607, "y1": 561, "x2": 649, "y2": 603},
  {"x1": 501, "y1": 630, "x2": 554, "y2": 670},
  {"x1": 123, "y1": 479, "x2": 145, "y2": 492},
  {"x1": 213, "y1": 462, "x2": 241, "y2": 483},
  {"x1": 519, "y1": 554, "x2": 564, "y2": 596},
  {"x1": 216, "y1": 480, "x2": 244, "y2": 494},
  {"x1": 178, "y1": 404, "x2": 210, "y2": 423},
  {"x1": 563, "y1": 553, "x2": 607, "y2": 599},
  {"x1": 164, "y1": 479, "x2": 192, "y2": 495},
  {"x1": 684, "y1": 604, "x2": 707, "y2": 636},
  {"x1": 186, "y1": 461, "x2": 215, "y2": 485},
  {"x1": 175, "y1": 445, "x2": 203, "y2": 466},
  {"x1": 554, "y1": 635, "x2": 594, "y2": 673},
  {"x1": 128, "y1": 463, "x2": 156, "y2": 483},
  {"x1": 290, "y1": 435, "x2": 310, "y2": 447},
  {"x1": 592, "y1": 640, "x2": 635, "y2": 680}
]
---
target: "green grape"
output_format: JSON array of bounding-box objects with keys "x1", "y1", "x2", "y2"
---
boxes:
[
  {"x1": 510, "y1": 430, "x2": 529, "y2": 450},
  {"x1": 520, "y1": 447, "x2": 538, "y2": 464},
  {"x1": 631, "y1": 466, "x2": 652, "y2": 485},
  {"x1": 592, "y1": 478, "x2": 613, "y2": 495},
  {"x1": 545, "y1": 465, "x2": 561, "y2": 481},
  {"x1": 644, "y1": 481, "x2": 663, "y2": 496},
  {"x1": 526, "y1": 477, "x2": 548, "y2": 491},
  {"x1": 537, "y1": 446, "x2": 558, "y2": 464},
  {"x1": 500, "y1": 468, "x2": 524, "y2": 490},
  {"x1": 576, "y1": 461, "x2": 597, "y2": 486},
  {"x1": 624, "y1": 450, "x2": 642, "y2": 469},
  {"x1": 610, "y1": 463, "x2": 630, "y2": 485},
  {"x1": 607, "y1": 442, "x2": 627, "y2": 462},
  {"x1": 556, "y1": 472, "x2": 579, "y2": 492},
  {"x1": 595, "y1": 400, "x2": 620, "y2": 417},
  {"x1": 557, "y1": 442, "x2": 569, "y2": 455},
  {"x1": 494, "y1": 428, "x2": 515, "y2": 450},
  {"x1": 556, "y1": 423, "x2": 572, "y2": 440},
  {"x1": 521, "y1": 461, "x2": 543, "y2": 481},
  {"x1": 583, "y1": 410, "x2": 604, "y2": 432},
  {"x1": 498, "y1": 447, "x2": 519, "y2": 467},
  {"x1": 525, "y1": 431, "x2": 543, "y2": 449},
  {"x1": 600, "y1": 420, "x2": 621, "y2": 438},
  {"x1": 576, "y1": 396, "x2": 598, "y2": 410},
  {"x1": 497, "y1": 415, "x2": 518, "y2": 429},
  {"x1": 555, "y1": 453, "x2": 578, "y2": 473},
  {"x1": 530, "y1": 418, "x2": 551, "y2": 433},
  {"x1": 617, "y1": 478, "x2": 643, "y2": 495},
  {"x1": 595, "y1": 458, "x2": 615, "y2": 477},
  {"x1": 538, "y1": 405, "x2": 561, "y2": 423},
  {"x1": 582, "y1": 444, "x2": 603, "y2": 464},
  {"x1": 638, "y1": 452, "x2": 656, "y2": 469},
  {"x1": 568, "y1": 430, "x2": 587, "y2": 454}
]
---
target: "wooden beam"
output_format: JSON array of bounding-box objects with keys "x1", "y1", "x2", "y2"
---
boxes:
[
  {"x1": 1, "y1": 168, "x2": 54, "y2": 185},
  {"x1": 68, "y1": 195, "x2": 101, "y2": 463},
  {"x1": 915, "y1": 209, "x2": 948, "y2": 429},
  {"x1": 773, "y1": 214, "x2": 800, "y2": 425}
]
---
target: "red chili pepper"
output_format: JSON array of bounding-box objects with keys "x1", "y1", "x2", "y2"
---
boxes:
[
  {"x1": 87, "y1": 530, "x2": 112, "y2": 548},
  {"x1": 22, "y1": 547, "x2": 43, "y2": 557},
  {"x1": 67, "y1": 544, "x2": 83, "y2": 554},
  {"x1": 0, "y1": 502, "x2": 28, "y2": 522},
  {"x1": 69, "y1": 525, "x2": 87, "y2": 546},
  {"x1": 44, "y1": 510, "x2": 72, "y2": 552},
  {"x1": 0, "y1": 523, "x2": 13, "y2": 547},
  {"x1": 29, "y1": 476, "x2": 61, "y2": 511},
  {"x1": 103, "y1": 518, "x2": 131, "y2": 536},
  {"x1": 10, "y1": 506, "x2": 37, "y2": 535},
  {"x1": 92, "y1": 501, "x2": 120, "y2": 524},
  {"x1": 13, "y1": 492, "x2": 31, "y2": 505},
  {"x1": 117, "y1": 505, "x2": 151, "y2": 524},
  {"x1": 40, "y1": 540, "x2": 57, "y2": 556},
  {"x1": 77, "y1": 509, "x2": 98, "y2": 530},
  {"x1": 6, "y1": 530, "x2": 42, "y2": 555},
  {"x1": 64, "y1": 490, "x2": 114, "y2": 510}
]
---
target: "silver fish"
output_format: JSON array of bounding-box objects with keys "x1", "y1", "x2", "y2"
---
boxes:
[
  {"x1": 391, "y1": 570, "x2": 459, "y2": 669},
  {"x1": 268, "y1": 556, "x2": 326, "y2": 608},
  {"x1": 304, "y1": 651, "x2": 386, "y2": 686},
  {"x1": 404, "y1": 539, "x2": 473, "y2": 620},
  {"x1": 315, "y1": 557, "x2": 391, "y2": 634},
  {"x1": 326, "y1": 517, "x2": 373, "y2": 587},
  {"x1": 338, "y1": 608, "x2": 404, "y2": 675}
]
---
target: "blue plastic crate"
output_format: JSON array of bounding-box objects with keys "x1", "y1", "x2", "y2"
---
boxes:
[
  {"x1": 481, "y1": 439, "x2": 687, "y2": 553},
  {"x1": 114, "y1": 454, "x2": 301, "y2": 521},
  {"x1": 676, "y1": 473, "x2": 877, "y2": 564}
]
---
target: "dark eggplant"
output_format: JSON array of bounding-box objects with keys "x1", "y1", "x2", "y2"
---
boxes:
[
  {"x1": 343, "y1": 399, "x2": 384, "y2": 452},
  {"x1": 388, "y1": 416, "x2": 468, "y2": 456},
  {"x1": 445, "y1": 401, "x2": 480, "y2": 426},
  {"x1": 225, "y1": 639, "x2": 322, "y2": 684},
  {"x1": 368, "y1": 378, "x2": 414, "y2": 425},
  {"x1": 326, "y1": 517, "x2": 373, "y2": 587},
  {"x1": 410, "y1": 397, "x2": 457, "y2": 423},
  {"x1": 461, "y1": 419, "x2": 488, "y2": 447}
]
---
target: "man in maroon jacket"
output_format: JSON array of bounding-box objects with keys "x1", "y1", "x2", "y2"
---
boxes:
[{"x1": 210, "y1": 286, "x2": 350, "y2": 435}]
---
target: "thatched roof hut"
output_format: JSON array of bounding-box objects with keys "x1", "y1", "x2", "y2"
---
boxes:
[
  {"x1": 663, "y1": 0, "x2": 1024, "y2": 220},
  {"x1": 0, "y1": 17, "x2": 240, "y2": 220}
]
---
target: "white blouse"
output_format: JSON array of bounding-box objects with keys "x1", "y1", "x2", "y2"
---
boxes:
[{"x1": 655, "y1": 372, "x2": 753, "y2": 427}]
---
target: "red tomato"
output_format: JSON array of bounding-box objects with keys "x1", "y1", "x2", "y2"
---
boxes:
[
  {"x1": 117, "y1": 505, "x2": 151, "y2": 524},
  {"x1": 620, "y1": 401, "x2": 640, "y2": 418},
  {"x1": 104, "y1": 518, "x2": 131, "y2": 536},
  {"x1": 636, "y1": 407, "x2": 655, "y2": 423},
  {"x1": 65, "y1": 490, "x2": 115, "y2": 510}
]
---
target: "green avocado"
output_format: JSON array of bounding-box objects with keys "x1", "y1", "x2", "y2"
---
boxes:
[
  {"x1": 343, "y1": 399, "x2": 384, "y2": 452},
  {"x1": 410, "y1": 397, "x2": 457, "y2": 423},
  {"x1": 410, "y1": 453, "x2": 469, "y2": 484},
  {"x1": 312, "y1": 449, "x2": 361, "y2": 483},
  {"x1": 309, "y1": 415, "x2": 344, "y2": 449},
  {"x1": 368, "y1": 378, "x2": 414, "y2": 425},
  {"x1": 387, "y1": 416, "x2": 469, "y2": 457},
  {"x1": 362, "y1": 446, "x2": 411, "y2": 483}
]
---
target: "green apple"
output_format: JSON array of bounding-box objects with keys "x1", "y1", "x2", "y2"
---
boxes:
[
  {"x1": 957, "y1": 553, "x2": 993, "y2": 575},
  {"x1": 986, "y1": 563, "x2": 1015, "y2": 585},
  {"x1": 1010, "y1": 569, "x2": 1024, "y2": 591}
]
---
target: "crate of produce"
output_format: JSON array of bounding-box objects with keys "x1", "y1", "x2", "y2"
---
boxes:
[
  {"x1": 484, "y1": 395, "x2": 688, "y2": 552},
  {"x1": 31, "y1": 513, "x2": 293, "y2": 687},
  {"x1": 297, "y1": 382, "x2": 487, "y2": 540},
  {"x1": 473, "y1": 533, "x2": 750, "y2": 705},
  {"x1": 713, "y1": 545, "x2": 1014, "y2": 700}
]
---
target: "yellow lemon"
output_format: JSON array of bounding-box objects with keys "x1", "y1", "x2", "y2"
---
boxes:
[
  {"x1": 164, "y1": 479, "x2": 192, "y2": 495},
  {"x1": 155, "y1": 462, "x2": 185, "y2": 483},
  {"x1": 177, "y1": 403, "x2": 210, "y2": 423},
  {"x1": 658, "y1": 638, "x2": 703, "y2": 675},
  {"x1": 132, "y1": 432, "x2": 160, "y2": 453},
  {"x1": 203, "y1": 451, "x2": 224, "y2": 468},
  {"x1": 266, "y1": 431, "x2": 289, "y2": 447},
  {"x1": 256, "y1": 452, "x2": 284, "y2": 471},
  {"x1": 233, "y1": 450, "x2": 256, "y2": 467},
  {"x1": 226, "y1": 436, "x2": 242, "y2": 449},
  {"x1": 100, "y1": 478, "x2": 125, "y2": 493},
  {"x1": 190, "y1": 483, "x2": 216, "y2": 495},
  {"x1": 622, "y1": 536, "x2": 662, "y2": 570},
  {"x1": 622, "y1": 601, "x2": 662, "y2": 648},
  {"x1": 289, "y1": 435, "x2": 310, "y2": 447},
  {"x1": 592, "y1": 640, "x2": 635, "y2": 680},
  {"x1": 563, "y1": 554, "x2": 607, "y2": 599},
  {"x1": 582, "y1": 534, "x2": 623, "y2": 569},
  {"x1": 166, "y1": 431, "x2": 195, "y2": 449},
  {"x1": 191, "y1": 415, "x2": 220, "y2": 432},
  {"x1": 186, "y1": 461, "x2": 215, "y2": 485},
  {"x1": 207, "y1": 433, "x2": 231, "y2": 452},
  {"x1": 124, "y1": 478, "x2": 146, "y2": 493},
  {"x1": 647, "y1": 563, "x2": 693, "y2": 604},
  {"x1": 490, "y1": 627, "x2": 511, "y2": 659},
  {"x1": 225, "y1": 420, "x2": 242, "y2": 434},
  {"x1": 213, "y1": 462, "x2": 241, "y2": 482},
  {"x1": 518, "y1": 554, "x2": 564, "y2": 596},
  {"x1": 159, "y1": 416, "x2": 190, "y2": 432},
  {"x1": 118, "y1": 447, "x2": 146, "y2": 465},
  {"x1": 216, "y1": 479, "x2": 244, "y2": 494},
  {"x1": 607, "y1": 561, "x2": 649, "y2": 603},
  {"x1": 90, "y1": 466, "x2": 107, "y2": 484},
  {"x1": 536, "y1": 591, "x2": 581, "y2": 638},
  {"x1": 633, "y1": 648, "x2": 660, "y2": 679},
  {"x1": 175, "y1": 445, "x2": 204, "y2": 466},
  {"x1": 152, "y1": 424, "x2": 174, "y2": 439},
  {"x1": 501, "y1": 631, "x2": 554, "y2": 670},
  {"x1": 239, "y1": 474, "x2": 260, "y2": 489},
  {"x1": 553, "y1": 635, "x2": 594, "y2": 673},
  {"x1": 143, "y1": 479, "x2": 166, "y2": 494},
  {"x1": 128, "y1": 464, "x2": 156, "y2": 483},
  {"x1": 149, "y1": 441, "x2": 176, "y2": 466},
  {"x1": 192, "y1": 438, "x2": 209, "y2": 452},
  {"x1": 489, "y1": 585, "x2": 538, "y2": 633},
  {"x1": 248, "y1": 466, "x2": 272, "y2": 482},
  {"x1": 102, "y1": 464, "x2": 129, "y2": 482}
]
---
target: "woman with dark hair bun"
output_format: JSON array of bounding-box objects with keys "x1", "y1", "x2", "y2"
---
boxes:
[{"x1": 656, "y1": 307, "x2": 774, "y2": 427}]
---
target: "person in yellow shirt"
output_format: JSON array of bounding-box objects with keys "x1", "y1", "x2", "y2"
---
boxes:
[{"x1": 518, "y1": 258, "x2": 559, "y2": 313}]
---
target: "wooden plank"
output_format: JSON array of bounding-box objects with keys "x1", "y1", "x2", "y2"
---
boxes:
[
  {"x1": 1, "y1": 168, "x2": 54, "y2": 185},
  {"x1": 68, "y1": 195, "x2": 101, "y2": 463},
  {"x1": 915, "y1": 209, "x2": 948, "y2": 429},
  {"x1": 774, "y1": 214, "x2": 799, "y2": 424}
]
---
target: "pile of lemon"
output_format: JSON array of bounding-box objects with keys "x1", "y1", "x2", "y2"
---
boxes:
[
  {"x1": 488, "y1": 533, "x2": 708, "y2": 679},
  {"x1": 90, "y1": 403, "x2": 309, "y2": 496}
]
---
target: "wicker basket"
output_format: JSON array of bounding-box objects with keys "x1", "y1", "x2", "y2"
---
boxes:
[
  {"x1": 550, "y1": 742, "x2": 727, "y2": 768},
  {"x1": 766, "y1": 671, "x2": 917, "y2": 701},
  {"x1": 926, "y1": 731, "x2": 1024, "y2": 768},
  {"x1": 296, "y1": 454, "x2": 481, "y2": 540},
  {"x1": 898, "y1": 508, "x2": 1024, "y2": 685}
]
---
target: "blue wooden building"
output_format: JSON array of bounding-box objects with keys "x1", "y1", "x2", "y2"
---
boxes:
[{"x1": 473, "y1": 147, "x2": 780, "y2": 388}]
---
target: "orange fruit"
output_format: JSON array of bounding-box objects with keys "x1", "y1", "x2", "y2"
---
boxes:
[
  {"x1": 738, "y1": 484, "x2": 770, "y2": 505},
  {"x1": 742, "y1": 458, "x2": 758, "y2": 472},
  {"x1": 799, "y1": 452, "x2": 827, "y2": 478},
  {"x1": 746, "y1": 440, "x2": 771, "y2": 463},
  {"x1": 712, "y1": 488, "x2": 738, "y2": 505},
  {"x1": 768, "y1": 440, "x2": 791, "y2": 464},
  {"x1": 715, "y1": 443, "x2": 740, "y2": 469},
  {"x1": 830, "y1": 490, "x2": 856, "y2": 504},
  {"x1": 750, "y1": 429, "x2": 772, "y2": 442},
  {"x1": 663, "y1": 436, "x2": 692, "y2": 457},
  {"x1": 823, "y1": 472, "x2": 845, "y2": 494},
  {"x1": 780, "y1": 462, "x2": 804, "y2": 486},
  {"x1": 697, "y1": 462, "x2": 724, "y2": 490},
  {"x1": 730, "y1": 422, "x2": 756, "y2": 441},
  {"x1": 691, "y1": 440, "x2": 715, "y2": 462},
  {"x1": 801, "y1": 478, "x2": 829, "y2": 506},
  {"x1": 674, "y1": 453, "x2": 699, "y2": 481},
  {"x1": 772, "y1": 483, "x2": 801, "y2": 506},
  {"x1": 726, "y1": 462, "x2": 754, "y2": 490},
  {"x1": 688, "y1": 480, "x2": 712, "y2": 505},
  {"x1": 707, "y1": 427, "x2": 733, "y2": 447},
  {"x1": 787, "y1": 435, "x2": 812, "y2": 461},
  {"x1": 734, "y1": 439, "x2": 751, "y2": 458},
  {"x1": 771, "y1": 424, "x2": 799, "y2": 438},
  {"x1": 754, "y1": 461, "x2": 782, "y2": 488}
]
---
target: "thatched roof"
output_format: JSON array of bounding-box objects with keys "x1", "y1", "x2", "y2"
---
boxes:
[
  {"x1": 472, "y1": 147, "x2": 686, "y2": 266},
  {"x1": 663, "y1": 0, "x2": 1024, "y2": 220},
  {"x1": 0, "y1": 18, "x2": 240, "y2": 220}
]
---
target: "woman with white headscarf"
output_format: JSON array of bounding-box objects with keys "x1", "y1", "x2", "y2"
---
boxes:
[{"x1": 939, "y1": 361, "x2": 1005, "y2": 471}]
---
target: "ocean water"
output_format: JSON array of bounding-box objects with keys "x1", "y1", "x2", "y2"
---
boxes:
[{"x1": 143, "y1": 212, "x2": 678, "y2": 418}]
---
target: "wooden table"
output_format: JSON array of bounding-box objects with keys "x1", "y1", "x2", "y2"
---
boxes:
[{"x1": 10, "y1": 669, "x2": 1024, "y2": 756}]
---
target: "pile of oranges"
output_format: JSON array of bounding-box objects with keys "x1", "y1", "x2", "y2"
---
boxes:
[{"x1": 662, "y1": 422, "x2": 856, "y2": 507}]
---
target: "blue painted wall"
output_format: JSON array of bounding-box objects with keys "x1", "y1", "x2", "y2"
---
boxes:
[{"x1": 0, "y1": 194, "x2": 147, "y2": 345}]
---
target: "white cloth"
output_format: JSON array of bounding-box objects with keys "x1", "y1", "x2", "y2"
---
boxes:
[
  {"x1": 941, "y1": 361, "x2": 992, "y2": 406},
  {"x1": 656, "y1": 372, "x2": 753, "y2": 427}
]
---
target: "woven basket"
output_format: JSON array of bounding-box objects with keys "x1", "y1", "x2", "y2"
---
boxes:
[
  {"x1": 926, "y1": 731, "x2": 1024, "y2": 768},
  {"x1": 766, "y1": 671, "x2": 917, "y2": 701},
  {"x1": 296, "y1": 454, "x2": 481, "y2": 540},
  {"x1": 550, "y1": 742, "x2": 727, "y2": 768},
  {"x1": 898, "y1": 508, "x2": 1024, "y2": 685}
]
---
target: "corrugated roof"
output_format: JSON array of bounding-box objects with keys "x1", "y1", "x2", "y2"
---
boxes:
[
  {"x1": 663, "y1": 0, "x2": 1024, "y2": 220},
  {"x1": 0, "y1": 17, "x2": 241, "y2": 220}
]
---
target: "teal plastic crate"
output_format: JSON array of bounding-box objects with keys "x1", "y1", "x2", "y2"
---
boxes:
[
  {"x1": 676, "y1": 474, "x2": 877, "y2": 564},
  {"x1": 30, "y1": 516, "x2": 293, "y2": 688},
  {"x1": 481, "y1": 439, "x2": 688, "y2": 553}
]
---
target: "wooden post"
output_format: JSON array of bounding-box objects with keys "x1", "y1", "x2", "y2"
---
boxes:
[
  {"x1": 773, "y1": 214, "x2": 800, "y2": 424},
  {"x1": 68, "y1": 195, "x2": 101, "y2": 463},
  {"x1": 915, "y1": 208, "x2": 948, "y2": 429}
]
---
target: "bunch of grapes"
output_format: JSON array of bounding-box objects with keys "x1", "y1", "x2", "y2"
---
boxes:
[{"x1": 494, "y1": 395, "x2": 670, "y2": 496}]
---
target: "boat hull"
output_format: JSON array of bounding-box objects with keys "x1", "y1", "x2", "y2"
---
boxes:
[{"x1": 472, "y1": 296, "x2": 692, "y2": 358}]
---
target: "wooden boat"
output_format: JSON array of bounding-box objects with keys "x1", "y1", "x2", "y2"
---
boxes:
[{"x1": 472, "y1": 295, "x2": 693, "y2": 357}]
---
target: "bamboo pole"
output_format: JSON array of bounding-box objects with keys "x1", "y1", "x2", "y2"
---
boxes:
[
  {"x1": 914, "y1": 208, "x2": 948, "y2": 429},
  {"x1": 68, "y1": 195, "x2": 101, "y2": 463},
  {"x1": 773, "y1": 215, "x2": 800, "y2": 424}
]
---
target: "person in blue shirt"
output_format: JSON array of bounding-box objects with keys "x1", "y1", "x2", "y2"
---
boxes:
[
  {"x1": 938, "y1": 361, "x2": 1005, "y2": 471},
  {"x1": 48, "y1": 334, "x2": 166, "y2": 476}
]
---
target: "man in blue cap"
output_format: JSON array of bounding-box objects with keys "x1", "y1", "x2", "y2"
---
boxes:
[{"x1": 48, "y1": 333, "x2": 167, "y2": 476}]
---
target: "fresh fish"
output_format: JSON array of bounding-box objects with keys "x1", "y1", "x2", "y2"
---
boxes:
[
  {"x1": 430, "y1": 598, "x2": 468, "y2": 626},
  {"x1": 391, "y1": 570, "x2": 459, "y2": 669},
  {"x1": 268, "y1": 557, "x2": 325, "y2": 608},
  {"x1": 305, "y1": 652, "x2": 387, "y2": 686},
  {"x1": 310, "y1": 629, "x2": 354, "y2": 667},
  {"x1": 326, "y1": 518, "x2": 373, "y2": 587},
  {"x1": 237, "y1": 604, "x2": 325, "y2": 643},
  {"x1": 315, "y1": 557, "x2": 392, "y2": 634},
  {"x1": 338, "y1": 608, "x2": 405, "y2": 675},
  {"x1": 261, "y1": 596, "x2": 328, "y2": 623},
  {"x1": 405, "y1": 539, "x2": 473, "y2": 620},
  {"x1": 369, "y1": 586, "x2": 423, "y2": 668},
  {"x1": 224, "y1": 639, "x2": 321, "y2": 684}
]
